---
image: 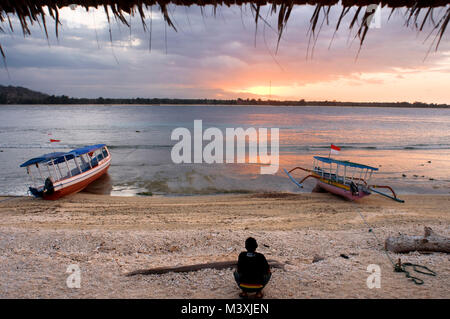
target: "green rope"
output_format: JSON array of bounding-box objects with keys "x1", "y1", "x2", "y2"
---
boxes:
[
  {"x1": 356, "y1": 209, "x2": 396, "y2": 267},
  {"x1": 394, "y1": 261, "x2": 437, "y2": 285},
  {"x1": 355, "y1": 207, "x2": 437, "y2": 285}
]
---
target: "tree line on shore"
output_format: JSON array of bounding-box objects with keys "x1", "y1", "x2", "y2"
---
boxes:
[{"x1": 0, "y1": 85, "x2": 448, "y2": 108}]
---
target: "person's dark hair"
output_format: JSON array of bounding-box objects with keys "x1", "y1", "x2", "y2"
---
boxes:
[{"x1": 245, "y1": 237, "x2": 258, "y2": 252}]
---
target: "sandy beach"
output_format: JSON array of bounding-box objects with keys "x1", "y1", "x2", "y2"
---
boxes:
[{"x1": 0, "y1": 192, "x2": 448, "y2": 299}]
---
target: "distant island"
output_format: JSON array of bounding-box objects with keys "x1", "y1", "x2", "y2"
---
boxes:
[{"x1": 0, "y1": 85, "x2": 448, "y2": 108}]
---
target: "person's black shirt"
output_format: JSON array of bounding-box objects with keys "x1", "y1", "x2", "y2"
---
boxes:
[{"x1": 237, "y1": 251, "x2": 270, "y2": 283}]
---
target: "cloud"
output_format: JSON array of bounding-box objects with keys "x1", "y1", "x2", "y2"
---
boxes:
[{"x1": 0, "y1": 4, "x2": 449, "y2": 103}]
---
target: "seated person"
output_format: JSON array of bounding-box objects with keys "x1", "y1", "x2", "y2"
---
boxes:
[{"x1": 233, "y1": 237, "x2": 271, "y2": 299}]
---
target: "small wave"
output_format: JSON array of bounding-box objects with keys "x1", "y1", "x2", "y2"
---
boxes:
[
  {"x1": 401, "y1": 144, "x2": 450, "y2": 150},
  {"x1": 107, "y1": 144, "x2": 173, "y2": 150},
  {"x1": 281, "y1": 143, "x2": 450, "y2": 152},
  {"x1": 2, "y1": 143, "x2": 449, "y2": 152},
  {"x1": 170, "y1": 188, "x2": 256, "y2": 195},
  {"x1": 0, "y1": 143, "x2": 174, "y2": 151},
  {"x1": 0, "y1": 143, "x2": 73, "y2": 149},
  {"x1": 282, "y1": 145, "x2": 378, "y2": 152}
]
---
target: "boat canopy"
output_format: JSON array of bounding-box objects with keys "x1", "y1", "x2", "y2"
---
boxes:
[
  {"x1": 19, "y1": 144, "x2": 106, "y2": 167},
  {"x1": 314, "y1": 156, "x2": 378, "y2": 171},
  {"x1": 19, "y1": 152, "x2": 67, "y2": 167}
]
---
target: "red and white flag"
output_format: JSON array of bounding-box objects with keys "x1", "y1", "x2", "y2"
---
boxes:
[{"x1": 330, "y1": 144, "x2": 340, "y2": 155}]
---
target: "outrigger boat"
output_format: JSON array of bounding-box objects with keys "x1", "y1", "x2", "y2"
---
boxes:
[
  {"x1": 284, "y1": 156, "x2": 404, "y2": 203},
  {"x1": 20, "y1": 144, "x2": 111, "y2": 200}
]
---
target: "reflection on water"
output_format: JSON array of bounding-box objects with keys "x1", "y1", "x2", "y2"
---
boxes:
[
  {"x1": 0, "y1": 105, "x2": 449, "y2": 196},
  {"x1": 82, "y1": 173, "x2": 113, "y2": 195}
]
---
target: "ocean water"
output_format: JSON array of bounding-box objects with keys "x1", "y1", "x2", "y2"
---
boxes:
[{"x1": 0, "y1": 104, "x2": 449, "y2": 196}]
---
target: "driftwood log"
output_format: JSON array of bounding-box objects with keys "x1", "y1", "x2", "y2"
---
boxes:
[
  {"x1": 385, "y1": 227, "x2": 450, "y2": 254},
  {"x1": 126, "y1": 259, "x2": 284, "y2": 277}
]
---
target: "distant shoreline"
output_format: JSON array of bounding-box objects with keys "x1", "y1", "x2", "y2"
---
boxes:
[
  {"x1": 1, "y1": 85, "x2": 449, "y2": 108},
  {"x1": 1, "y1": 103, "x2": 449, "y2": 109}
]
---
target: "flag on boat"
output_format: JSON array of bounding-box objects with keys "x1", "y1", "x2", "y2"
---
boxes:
[
  {"x1": 50, "y1": 139, "x2": 61, "y2": 143},
  {"x1": 330, "y1": 144, "x2": 340, "y2": 155}
]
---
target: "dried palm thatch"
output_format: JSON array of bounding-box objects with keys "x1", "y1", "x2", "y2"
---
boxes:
[{"x1": 0, "y1": 1, "x2": 449, "y2": 58}]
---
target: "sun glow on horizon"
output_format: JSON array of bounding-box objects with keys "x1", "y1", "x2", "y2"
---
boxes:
[
  {"x1": 223, "y1": 62, "x2": 450, "y2": 103},
  {"x1": 231, "y1": 85, "x2": 291, "y2": 99}
]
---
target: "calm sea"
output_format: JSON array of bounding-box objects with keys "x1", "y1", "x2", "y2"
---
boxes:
[{"x1": 0, "y1": 105, "x2": 449, "y2": 196}]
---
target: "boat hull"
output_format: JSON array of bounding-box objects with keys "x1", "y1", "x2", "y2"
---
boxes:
[
  {"x1": 42, "y1": 159, "x2": 111, "y2": 200},
  {"x1": 316, "y1": 180, "x2": 370, "y2": 201}
]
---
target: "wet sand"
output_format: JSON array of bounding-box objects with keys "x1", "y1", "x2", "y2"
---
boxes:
[{"x1": 0, "y1": 193, "x2": 449, "y2": 298}]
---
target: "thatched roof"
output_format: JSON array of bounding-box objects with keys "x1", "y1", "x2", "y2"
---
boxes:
[{"x1": 0, "y1": 1, "x2": 449, "y2": 58}]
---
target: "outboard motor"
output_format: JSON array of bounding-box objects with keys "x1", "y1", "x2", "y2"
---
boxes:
[{"x1": 29, "y1": 187, "x2": 43, "y2": 198}]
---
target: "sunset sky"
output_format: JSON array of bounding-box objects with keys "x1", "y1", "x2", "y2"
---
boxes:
[{"x1": 0, "y1": 4, "x2": 449, "y2": 103}]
